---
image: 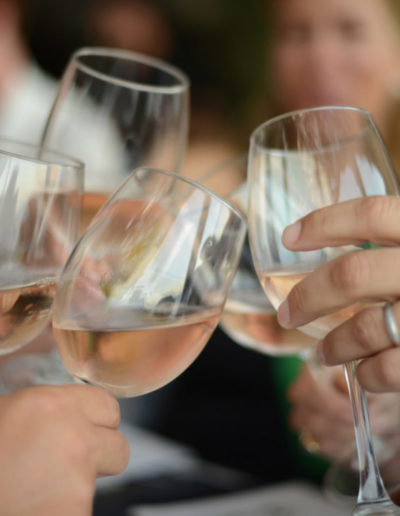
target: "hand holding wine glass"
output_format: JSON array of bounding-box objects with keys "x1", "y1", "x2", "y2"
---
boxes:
[
  {"x1": 0, "y1": 384, "x2": 129, "y2": 516},
  {"x1": 247, "y1": 106, "x2": 400, "y2": 515},
  {"x1": 279, "y1": 195, "x2": 400, "y2": 392}
]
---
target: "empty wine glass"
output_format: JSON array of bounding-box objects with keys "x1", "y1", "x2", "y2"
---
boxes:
[
  {"x1": 247, "y1": 106, "x2": 400, "y2": 515},
  {"x1": 43, "y1": 47, "x2": 190, "y2": 196},
  {"x1": 0, "y1": 140, "x2": 83, "y2": 390},
  {"x1": 3, "y1": 47, "x2": 190, "y2": 388},
  {"x1": 52, "y1": 167, "x2": 246, "y2": 398}
]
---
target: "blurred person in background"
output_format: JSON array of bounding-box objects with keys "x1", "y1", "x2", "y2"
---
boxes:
[
  {"x1": 263, "y1": 0, "x2": 400, "y2": 172},
  {"x1": 259, "y1": 0, "x2": 400, "y2": 489},
  {"x1": 0, "y1": 0, "x2": 58, "y2": 142},
  {"x1": 86, "y1": 0, "x2": 174, "y2": 60}
]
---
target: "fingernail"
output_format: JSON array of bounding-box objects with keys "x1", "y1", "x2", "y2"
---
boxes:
[
  {"x1": 283, "y1": 221, "x2": 301, "y2": 246},
  {"x1": 277, "y1": 300, "x2": 291, "y2": 328},
  {"x1": 316, "y1": 341, "x2": 326, "y2": 365}
]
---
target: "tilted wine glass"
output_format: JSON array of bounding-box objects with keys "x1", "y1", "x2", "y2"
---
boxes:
[
  {"x1": 0, "y1": 140, "x2": 83, "y2": 390},
  {"x1": 247, "y1": 106, "x2": 400, "y2": 515},
  {"x1": 3, "y1": 47, "x2": 190, "y2": 387},
  {"x1": 52, "y1": 167, "x2": 246, "y2": 398}
]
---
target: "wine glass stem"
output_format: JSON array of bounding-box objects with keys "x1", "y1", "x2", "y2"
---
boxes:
[{"x1": 343, "y1": 361, "x2": 392, "y2": 507}]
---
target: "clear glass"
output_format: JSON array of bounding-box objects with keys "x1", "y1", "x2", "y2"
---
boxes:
[
  {"x1": 248, "y1": 106, "x2": 400, "y2": 515},
  {"x1": 3, "y1": 47, "x2": 190, "y2": 388},
  {"x1": 0, "y1": 139, "x2": 83, "y2": 390},
  {"x1": 43, "y1": 46, "x2": 190, "y2": 193},
  {"x1": 52, "y1": 167, "x2": 246, "y2": 398},
  {"x1": 200, "y1": 154, "x2": 316, "y2": 357}
]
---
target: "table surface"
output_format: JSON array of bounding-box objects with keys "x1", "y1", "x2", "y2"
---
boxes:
[{"x1": 95, "y1": 422, "x2": 351, "y2": 516}]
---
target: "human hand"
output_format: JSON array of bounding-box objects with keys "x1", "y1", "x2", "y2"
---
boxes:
[
  {"x1": 277, "y1": 196, "x2": 400, "y2": 392},
  {"x1": 288, "y1": 363, "x2": 400, "y2": 461},
  {"x1": 0, "y1": 384, "x2": 129, "y2": 516}
]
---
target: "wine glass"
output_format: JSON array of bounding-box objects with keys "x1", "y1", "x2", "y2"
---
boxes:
[
  {"x1": 43, "y1": 46, "x2": 190, "y2": 225},
  {"x1": 200, "y1": 154, "x2": 316, "y2": 358},
  {"x1": 247, "y1": 105, "x2": 400, "y2": 515},
  {"x1": 52, "y1": 167, "x2": 246, "y2": 398},
  {"x1": 2, "y1": 47, "x2": 190, "y2": 388},
  {"x1": 203, "y1": 158, "x2": 395, "y2": 510},
  {"x1": 0, "y1": 139, "x2": 83, "y2": 390}
]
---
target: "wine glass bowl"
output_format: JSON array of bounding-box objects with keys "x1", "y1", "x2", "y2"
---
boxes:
[
  {"x1": 199, "y1": 154, "x2": 316, "y2": 357},
  {"x1": 248, "y1": 107, "x2": 397, "y2": 340},
  {"x1": 0, "y1": 140, "x2": 83, "y2": 355},
  {"x1": 52, "y1": 167, "x2": 246, "y2": 398},
  {"x1": 219, "y1": 241, "x2": 314, "y2": 357},
  {"x1": 42, "y1": 47, "x2": 190, "y2": 194}
]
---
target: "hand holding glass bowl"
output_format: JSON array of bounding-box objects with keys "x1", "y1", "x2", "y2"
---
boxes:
[
  {"x1": 247, "y1": 106, "x2": 400, "y2": 515},
  {"x1": 52, "y1": 167, "x2": 246, "y2": 398}
]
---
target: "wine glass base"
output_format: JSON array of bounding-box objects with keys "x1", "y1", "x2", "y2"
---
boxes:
[
  {"x1": 0, "y1": 351, "x2": 74, "y2": 393},
  {"x1": 353, "y1": 501, "x2": 400, "y2": 515}
]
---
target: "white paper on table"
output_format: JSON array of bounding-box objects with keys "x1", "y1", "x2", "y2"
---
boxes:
[{"x1": 130, "y1": 481, "x2": 350, "y2": 516}]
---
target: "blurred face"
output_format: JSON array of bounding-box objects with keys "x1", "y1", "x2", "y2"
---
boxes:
[
  {"x1": 90, "y1": 1, "x2": 173, "y2": 60},
  {"x1": 270, "y1": 0, "x2": 400, "y2": 128}
]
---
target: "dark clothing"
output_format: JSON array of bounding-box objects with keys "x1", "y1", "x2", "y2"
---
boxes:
[{"x1": 147, "y1": 327, "x2": 296, "y2": 483}]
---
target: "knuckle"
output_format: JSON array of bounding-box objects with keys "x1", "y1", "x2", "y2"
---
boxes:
[
  {"x1": 66, "y1": 428, "x2": 95, "y2": 465},
  {"x1": 321, "y1": 333, "x2": 339, "y2": 364},
  {"x1": 289, "y1": 282, "x2": 310, "y2": 314},
  {"x1": 373, "y1": 354, "x2": 400, "y2": 391},
  {"x1": 358, "y1": 197, "x2": 395, "y2": 234},
  {"x1": 30, "y1": 388, "x2": 69, "y2": 417},
  {"x1": 312, "y1": 207, "x2": 330, "y2": 237},
  {"x1": 103, "y1": 392, "x2": 121, "y2": 427},
  {"x1": 81, "y1": 385, "x2": 121, "y2": 427},
  {"x1": 351, "y1": 309, "x2": 380, "y2": 355},
  {"x1": 330, "y1": 252, "x2": 370, "y2": 295},
  {"x1": 357, "y1": 353, "x2": 400, "y2": 392}
]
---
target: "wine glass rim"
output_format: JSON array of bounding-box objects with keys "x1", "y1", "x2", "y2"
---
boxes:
[
  {"x1": 201, "y1": 152, "x2": 248, "y2": 181},
  {"x1": 110, "y1": 167, "x2": 247, "y2": 224},
  {"x1": 195, "y1": 153, "x2": 248, "y2": 207},
  {"x1": 0, "y1": 138, "x2": 85, "y2": 170},
  {"x1": 250, "y1": 105, "x2": 375, "y2": 143},
  {"x1": 71, "y1": 46, "x2": 190, "y2": 94}
]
